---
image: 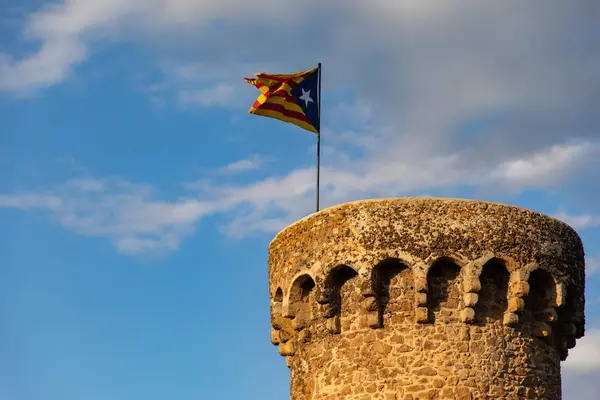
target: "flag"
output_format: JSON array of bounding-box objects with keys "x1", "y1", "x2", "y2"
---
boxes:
[{"x1": 244, "y1": 66, "x2": 320, "y2": 134}]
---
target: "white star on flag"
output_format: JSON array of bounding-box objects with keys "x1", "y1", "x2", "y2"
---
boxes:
[{"x1": 299, "y1": 88, "x2": 314, "y2": 107}]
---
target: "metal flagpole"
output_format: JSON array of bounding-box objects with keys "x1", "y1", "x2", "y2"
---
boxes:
[{"x1": 316, "y1": 62, "x2": 322, "y2": 212}]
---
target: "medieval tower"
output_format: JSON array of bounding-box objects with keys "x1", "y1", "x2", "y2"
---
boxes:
[{"x1": 267, "y1": 198, "x2": 586, "y2": 399}]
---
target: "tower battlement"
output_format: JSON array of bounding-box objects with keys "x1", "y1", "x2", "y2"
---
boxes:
[{"x1": 267, "y1": 198, "x2": 585, "y2": 399}]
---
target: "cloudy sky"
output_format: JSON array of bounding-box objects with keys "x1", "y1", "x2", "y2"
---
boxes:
[{"x1": 1, "y1": 0, "x2": 599, "y2": 399}]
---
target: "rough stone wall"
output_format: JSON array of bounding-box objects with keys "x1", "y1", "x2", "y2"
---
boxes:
[{"x1": 268, "y1": 198, "x2": 586, "y2": 400}]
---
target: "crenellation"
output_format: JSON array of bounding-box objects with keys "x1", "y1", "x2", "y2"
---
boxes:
[{"x1": 266, "y1": 198, "x2": 586, "y2": 399}]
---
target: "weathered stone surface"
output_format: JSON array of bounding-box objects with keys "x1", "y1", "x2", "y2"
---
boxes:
[
  {"x1": 415, "y1": 292, "x2": 427, "y2": 307},
  {"x1": 510, "y1": 281, "x2": 530, "y2": 298},
  {"x1": 533, "y1": 322, "x2": 553, "y2": 338},
  {"x1": 504, "y1": 312, "x2": 519, "y2": 326},
  {"x1": 270, "y1": 328, "x2": 280, "y2": 345},
  {"x1": 367, "y1": 311, "x2": 381, "y2": 329},
  {"x1": 461, "y1": 307, "x2": 476, "y2": 323},
  {"x1": 543, "y1": 307, "x2": 559, "y2": 323},
  {"x1": 464, "y1": 293, "x2": 478, "y2": 307},
  {"x1": 508, "y1": 297, "x2": 525, "y2": 313},
  {"x1": 415, "y1": 307, "x2": 428, "y2": 323},
  {"x1": 267, "y1": 198, "x2": 586, "y2": 399},
  {"x1": 463, "y1": 276, "x2": 481, "y2": 294},
  {"x1": 564, "y1": 322, "x2": 577, "y2": 336}
]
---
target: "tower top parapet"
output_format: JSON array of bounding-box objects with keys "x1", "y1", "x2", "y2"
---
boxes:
[{"x1": 267, "y1": 198, "x2": 585, "y2": 399}]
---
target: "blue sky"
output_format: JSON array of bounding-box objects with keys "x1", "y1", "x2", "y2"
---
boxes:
[{"x1": 1, "y1": 1, "x2": 600, "y2": 399}]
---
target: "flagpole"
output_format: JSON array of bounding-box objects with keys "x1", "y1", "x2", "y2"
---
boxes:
[{"x1": 316, "y1": 62, "x2": 322, "y2": 212}]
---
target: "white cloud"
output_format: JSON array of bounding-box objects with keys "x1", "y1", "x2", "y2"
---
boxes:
[
  {"x1": 231, "y1": 138, "x2": 595, "y2": 211},
  {"x1": 0, "y1": 194, "x2": 62, "y2": 210},
  {"x1": 0, "y1": 177, "x2": 220, "y2": 256},
  {"x1": 205, "y1": 138, "x2": 597, "y2": 237},
  {"x1": 177, "y1": 83, "x2": 236, "y2": 108},
  {"x1": 3, "y1": 1, "x2": 598, "y2": 111},
  {"x1": 553, "y1": 212, "x2": 600, "y2": 230},
  {"x1": 2, "y1": 6, "x2": 599, "y2": 398},
  {"x1": 2, "y1": 135, "x2": 593, "y2": 256},
  {"x1": 0, "y1": 0, "x2": 314, "y2": 93},
  {"x1": 563, "y1": 329, "x2": 600, "y2": 373},
  {"x1": 0, "y1": 0, "x2": 138, "y2": 93},
  {"x1": 589, "y1": 298, "x2": 600, "y2": 306},
  {"x1": 585, "y1": 257, "x2": 600, "y2": 276},
  {"x1": 2, "y1": 1, "x2": 598, "y2": 205},
  {"x1": 2, "y1": 1, "x2": 600, "y2": 256},
  {"x1": 0, "y1": 37, "x2": 86, "y2": 94},
  {"x1": 562, "y1": 329, "x2": 600, "y2": 399},
  {"x1": 218, "y1": 155, "x2": 262, "y2": 174},
  {"x1": 491, "y1": 142, "x2": 595, "y2": 189}
]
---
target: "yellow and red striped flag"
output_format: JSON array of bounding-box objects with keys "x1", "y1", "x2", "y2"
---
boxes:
[{"x1": 244, "y1": 66, "x2": 320, "y2": 134}]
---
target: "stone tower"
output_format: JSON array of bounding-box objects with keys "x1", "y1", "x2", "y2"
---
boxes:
[{"x1": 267, "y1": 198, "x2": 586, "y2": 400}]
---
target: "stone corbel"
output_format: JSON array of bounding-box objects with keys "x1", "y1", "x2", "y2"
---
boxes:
[{"x1": 461, "y1": 274, "x2": 480, "y2": 324}]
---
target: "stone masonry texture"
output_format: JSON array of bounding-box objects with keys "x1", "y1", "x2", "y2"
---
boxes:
[{"x1": 267, "y1": 198, "x2": 586, "y2": 400}]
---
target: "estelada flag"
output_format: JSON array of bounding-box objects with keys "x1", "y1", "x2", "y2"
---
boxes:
[{"x1": 244, "y1": 66, "x2": 320, "y2": 134}]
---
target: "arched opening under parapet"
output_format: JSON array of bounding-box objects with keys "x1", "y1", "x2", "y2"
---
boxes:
[
  {"x1": 522, "y1": 269, "x2": 556, "y2": 324},
  {"x1": 328, "y1": 265, "x2": 359, "y2": 332},
  {"x1": 475, "y1": 258, "x2": 509, "y2": 324},
  {"x1": 289, "y1": 275, "x2": 316, "y2": 303},
  {"x1": 289, "y1": 275, "x2": 316, "y2": 326},
  {"x1": 427, "y1": 259, "x2": 463, "y2": 323},
  {"x1": 555, "y1": 284, "x2": 578, "y2": 358},
  {"x1": 558, "y1": 284, "x2": 578, "y2": 326},
  {"x1": 273, "y1": 287, "x2": 283, "y2": 303},
  {"x1": 521, "y1": 269, "x2": 559, "y2": 370},
  {"x1": 373, "y1": 258, "x2": 414, "y2": 326}
]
